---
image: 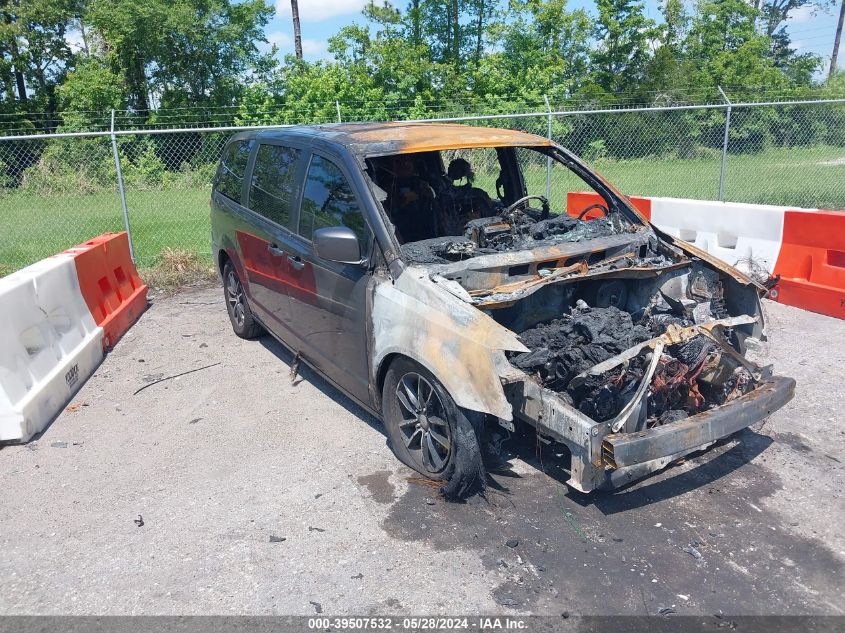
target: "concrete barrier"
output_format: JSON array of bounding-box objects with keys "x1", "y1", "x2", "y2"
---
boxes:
[
  {"x1": 0, "y1": 255, "x2": 104, "y2": 442},
  {"x1": 770, "y1": 209, "x2": 845, "y2": 320},
  {"x1": 648, "y1": 197, "x2": 788, "y2": 276},
  {"x1": 567, "y1": 191, "x2": 652, "y2": 221},
  {"x1": 65, "y1": 233, "x2": 148, "y2": 349}
]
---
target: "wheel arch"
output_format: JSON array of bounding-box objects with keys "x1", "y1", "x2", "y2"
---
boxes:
[{"x1": 217, "y1": 249, "x2": 231, "y2": 276}]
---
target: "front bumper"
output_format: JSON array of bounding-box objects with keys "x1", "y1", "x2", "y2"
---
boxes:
[{"x1": 504, "y1": 374, "x2": 796, "y2": 493}]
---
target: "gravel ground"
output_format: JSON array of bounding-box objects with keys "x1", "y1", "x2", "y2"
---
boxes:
[{"x1": 0, "y1": 286, "x2": 842, "y2": 616}]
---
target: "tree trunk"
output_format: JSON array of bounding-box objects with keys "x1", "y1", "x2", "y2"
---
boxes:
[
  {"x1": 474, "y1": 0, "x2": 484, "y2": 66},
  {"x1": 12, "y1": 64, "x2": 25, "y2": 102},
  {"x1": 291, "y1": 0, "x2": 303, "y2": 60},
  {"x1": 444, "y1": 1, "x2": 452, "y2": 59},
  {"x1": 8, "y1": 35, "x2": 26, "y2": 102},
  {"x1": 411, "y1": 0, "x2": 421, "y2": 47},
  {"x1": 451, "y1": 0, "x2": 460, "y2": 62},
  {"x1": 129, "y1": 53, "x2": 149, "y2": 116},
  {"x1": 832, "y1": 0, "x2": 845, "y2": 79}
]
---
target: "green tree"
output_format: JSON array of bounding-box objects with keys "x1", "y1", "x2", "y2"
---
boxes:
[
  {"x1": 57, "y1": 57, "x2": 126, "y2": 127},
  {"x1": 86, "y1": 0, "x2": 273, "y2": 115},
  {"x1": 683, "y1": 0, "x2": 790, "y2": 95},
  {"x1": 0, "y1": 0, "x2": 76, "y2": 119},
  {"x1": 589, "y1": 0, "x2": 657, "y2": 96}
]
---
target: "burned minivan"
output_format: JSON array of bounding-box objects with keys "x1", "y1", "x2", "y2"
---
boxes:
[{"x1": 210, "y1": 122, "x2": 795, "y2": 497}]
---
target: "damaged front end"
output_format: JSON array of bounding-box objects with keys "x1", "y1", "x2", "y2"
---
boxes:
[{"x1": 386, "y1": 208, "x2": 795, "y2": 493}]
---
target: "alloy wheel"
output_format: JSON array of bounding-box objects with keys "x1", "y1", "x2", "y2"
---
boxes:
[
  {"x1": 226, "y1": 269, "x2": 246, "y2": 328},
  {"x1": 395, "y1": 372, "x2": 452, "y2": 474}
]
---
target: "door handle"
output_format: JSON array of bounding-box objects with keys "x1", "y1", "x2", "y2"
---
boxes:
[
  {"x1": 268, "y1": 243, "x2": 285, "y2": 257},
  {"x1": 287, "y1": 254, "x2": 305, "y2": 271}
]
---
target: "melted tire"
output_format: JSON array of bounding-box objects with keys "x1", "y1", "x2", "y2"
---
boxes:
[{"x1": 382, "y1": 357, "x2": 485, "y2": 500}]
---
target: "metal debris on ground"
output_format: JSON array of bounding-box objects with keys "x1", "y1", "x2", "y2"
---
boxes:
[
  {"x1": 134, "y1": 515, "x2": 144, "y2": 527},
  {"x1": 309, "y1": 601, "x2": 323, "y2": 614},
  {"x1": 290, "y1": 352, "x2": 302, "y2": 383},
  {"x1": 269, "y1": 535, "x2": 286, "y2": 543}
]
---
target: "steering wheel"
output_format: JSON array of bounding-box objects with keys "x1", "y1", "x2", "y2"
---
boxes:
[
  {"x1": 577, "y1": 203, "x2": 610, "y2": 220},
  {"x1": 503, "y1": 195, "x2": 550, "y2": 219}
]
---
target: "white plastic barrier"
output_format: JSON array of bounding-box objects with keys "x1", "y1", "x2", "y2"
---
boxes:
[
  {"x1": 0, "y1": 255, "x2": 104, "y2": 442},
  {"x1": 649, "y1": 197, "x2": 789, "y2": 275}
]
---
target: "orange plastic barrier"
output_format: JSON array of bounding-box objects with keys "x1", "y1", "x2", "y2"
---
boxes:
[
  {"x1": 566, "y1": 192, "x2": 652, "y2": 221},
  {"x1": 64, "y1": 232, "x2": 148, "y2": 349},
  {"x1": 770, "y1": 210, "x2": 845, "y2": 320}
]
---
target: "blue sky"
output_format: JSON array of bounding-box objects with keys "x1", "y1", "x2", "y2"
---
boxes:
[{"x1": 264, "y1": 0, "x2": 842, "y2": 76}]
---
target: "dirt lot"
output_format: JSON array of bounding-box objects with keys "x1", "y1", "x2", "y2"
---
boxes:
[{"x1": 0, "y1": 286, "x2": 842, "y2": 616}]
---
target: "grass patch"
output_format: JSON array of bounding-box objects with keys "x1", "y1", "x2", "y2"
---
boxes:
[
  {"x1": 139, "y1": 248, "x2": 216, "y2": 295},
  {"x1": 0, "y1": 186, "x2": 211, "y2": 272}
]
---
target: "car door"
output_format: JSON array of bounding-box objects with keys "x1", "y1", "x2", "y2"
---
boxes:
[
  {"x1": 238, "y1": 142, "x2": 306, "y2": 339},
  {"x1": 285, "y1": 151, "x2": 373, "y2": 404}
]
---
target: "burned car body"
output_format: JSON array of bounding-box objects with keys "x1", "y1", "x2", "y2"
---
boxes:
[{"x1": 211, "y1": 122, "x2": 795, "y2": 496}]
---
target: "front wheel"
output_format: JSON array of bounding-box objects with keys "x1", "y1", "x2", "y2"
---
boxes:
[{"x1": 382, "y1": 357, "x2": 485, "y2": 499}]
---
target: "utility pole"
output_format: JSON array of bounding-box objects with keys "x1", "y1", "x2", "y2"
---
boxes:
[
  {"x1": 291, "y1": 0, "x2": 303, "y2": 60},
  {"x1": 832, "y1": 0, "x2": 845, "y2": 80}
]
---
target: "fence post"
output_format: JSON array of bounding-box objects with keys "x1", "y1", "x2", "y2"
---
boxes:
[
  {"x1": 110, "y1": 109, "x2": 135, "y2": 261},
  {"x1": 717, "y1": 86, "x2": 732, "y2": 202},
  {"x1": 543, "y1": 94, "x2": 552, "y2": 200},
  {"x1": 336, "y1": 100, "x2": 342, "y2": 123}
]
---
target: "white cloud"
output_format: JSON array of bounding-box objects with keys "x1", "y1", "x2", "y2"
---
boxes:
[
  {"x1": 267, "y1": 31, "x2": 293, "y2": 48},
  {"x1": 301, "y1": 38, "x2": 329, "y2": 56},
  {"x1": 787, "y1": 5, "x2": 815, "y2": 24},
  {"x1": 275, "y1": 0, "x2": 367, "y2": 22}
]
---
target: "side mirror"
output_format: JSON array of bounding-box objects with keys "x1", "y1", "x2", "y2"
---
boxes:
[{"x1": 313, "y1": 226, "x2": 362, "y2": 264}]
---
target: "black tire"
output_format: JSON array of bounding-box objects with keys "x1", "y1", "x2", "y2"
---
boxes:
[
  {"x1": 382, "y1": 357, "x2": 485, "y2": 499},
  {"x1": 222, "y1": 261, "x2": 263, "y2": 339}
]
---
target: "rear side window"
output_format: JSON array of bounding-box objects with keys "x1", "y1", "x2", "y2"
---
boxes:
[
  {"x1": 217, "y1": 140, "x2": 252, "y2": 201},
  {"x1": 248, "y1": 144, "x2": 302, "y2": 227},
  {"x1": 298, "y1": 155, "x2": 369, "y2": 248}
]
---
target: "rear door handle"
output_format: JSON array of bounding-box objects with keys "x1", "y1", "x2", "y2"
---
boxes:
[
  {"x1": 287, "y1": 254, "x2": 305, "y2": 271},
  {"x1": 268, "y1": 243, "x2": 285, "y2": 257}
]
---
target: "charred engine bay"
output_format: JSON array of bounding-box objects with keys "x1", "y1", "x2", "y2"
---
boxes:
[
  {"x1": 401, "y1": 212, "x2": 636, "y2": 264},
  {"x1": 501, "y1": 266, "x2": 759, "y2": 429}
]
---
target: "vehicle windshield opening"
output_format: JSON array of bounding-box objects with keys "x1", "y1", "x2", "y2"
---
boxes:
[{"x1": 366, "y1": 145, "x2": 643, "y2": 264}]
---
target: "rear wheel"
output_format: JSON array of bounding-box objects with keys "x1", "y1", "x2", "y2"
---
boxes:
[
  {"x1": 382, "y1": 357, "x2": 485, "y2": 499},
  {"x1": 223, "y1": 261, "x2": 263, "y2": 339}
]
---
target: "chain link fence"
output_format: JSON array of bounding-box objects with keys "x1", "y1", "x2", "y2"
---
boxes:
[{"x1": 1, "y1": 98, "x2": 844, "y2": 274}]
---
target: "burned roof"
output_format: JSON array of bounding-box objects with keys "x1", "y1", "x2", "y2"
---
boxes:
[{"x1": 254, "y1": 122, "x2": 553, "y2": 157}]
